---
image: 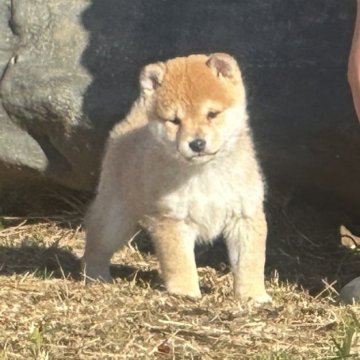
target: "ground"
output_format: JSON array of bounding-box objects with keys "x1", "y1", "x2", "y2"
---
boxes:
[{"x1": 0, "y1": 192, "x2": 360, "y2": 359}]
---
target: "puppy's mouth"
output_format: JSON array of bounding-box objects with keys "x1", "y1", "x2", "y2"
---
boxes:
[{"x1": 184, "y1": 151, "x2": 219, "y2": 163}]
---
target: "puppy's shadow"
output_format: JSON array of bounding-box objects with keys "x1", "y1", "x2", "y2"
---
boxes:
[
  {"x1": 0, "y1": 242, "x2": 81, "y2": 279},
  {"x1": 0, "y1": 238, "x2": 163, "y2": 289},
  {"x1": 110, "y1": 264, "x2": 161, "y2": 290}
]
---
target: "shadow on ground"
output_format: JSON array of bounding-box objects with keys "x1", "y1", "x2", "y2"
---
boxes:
[
  {"x1": 0, "y1": 240, "x2": 164, "y2": 289},
  {"x1": 0, "y1": 243, "x2": 82, "y2": 280},
  {"x1": 265, "y1": 193, "x2": 360, "y2": 295}
]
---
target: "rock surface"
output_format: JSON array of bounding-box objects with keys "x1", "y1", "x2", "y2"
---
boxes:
[
  {"x1": 340, "y1": 276, "x2": 360, "y2": 304},
  {"x1": 0, "y1": 0, "x2": 359, "y2": 215}
]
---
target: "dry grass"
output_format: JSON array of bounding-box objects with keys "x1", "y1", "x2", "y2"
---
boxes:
[{"x1": 0, "y1": 198, "x2": 360, "y2": 359}]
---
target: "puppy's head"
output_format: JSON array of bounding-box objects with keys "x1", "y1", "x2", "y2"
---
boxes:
[{"x1": 140, "y1": 53, "x2": 247, "y2": 163}]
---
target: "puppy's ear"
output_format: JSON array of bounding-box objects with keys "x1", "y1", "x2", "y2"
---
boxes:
[
  {"x1": 140, "y1": 62, "x2": 165, "y2": 95},
  {"x1": 206, "y1": 53, "x2": 241, "y2": 83}
]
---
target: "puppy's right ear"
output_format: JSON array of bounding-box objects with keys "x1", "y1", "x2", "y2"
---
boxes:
[
  {"x1": 140, "y1": 62, "x2": 165, "y2": 95},
  {"x1": 206, "y1": 53, "x2": 241, "y2": 83}
]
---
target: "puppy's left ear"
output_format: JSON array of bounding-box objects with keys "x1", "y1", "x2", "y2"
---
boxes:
[
  {"x1": 140, "y1": 62, "x2": 165, "y2": 95},
  {"x1": 206, "y1": 53, "x2": 241, "y2": 83}
]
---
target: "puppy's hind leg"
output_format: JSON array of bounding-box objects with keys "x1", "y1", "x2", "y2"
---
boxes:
[{"x1": 83, "y1": 198, "x2": 136, "y2": 282}]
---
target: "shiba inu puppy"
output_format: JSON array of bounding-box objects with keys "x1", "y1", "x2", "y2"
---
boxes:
[{"x1": 83, "y1": 53, "x2": 271, "y2": 303}]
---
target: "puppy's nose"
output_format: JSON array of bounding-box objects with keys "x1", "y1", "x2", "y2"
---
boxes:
[{"x1": 189, "y1": 139, "x2": 206, "y2": 153}]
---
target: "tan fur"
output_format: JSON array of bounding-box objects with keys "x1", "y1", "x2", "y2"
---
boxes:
[{"x1": 83, "y1": 53, "x2": 271, "y2": 303}]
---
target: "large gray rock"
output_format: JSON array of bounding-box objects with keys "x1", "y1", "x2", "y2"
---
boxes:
[
  {"x1": 0, "y1": 0, "x2": 359, "y2": 215},
  {"x1": 340, "y1": 276, "x2": 360, "y2": 304},
  {"x1": 0, "y1": 0, "x2": 101, "y2": 192}
]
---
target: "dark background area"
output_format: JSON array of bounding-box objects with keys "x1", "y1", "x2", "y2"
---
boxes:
[{"x1": 80, "y1": 0, "x2": 359, "y2": 216}]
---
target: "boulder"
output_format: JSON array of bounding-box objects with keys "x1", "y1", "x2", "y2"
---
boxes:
[
  {"x1": 340, "y1": 276, "x2": 360, "y2": 304},
  {"x1": 0, "y1": 0, "x2": 359, "y2": 215}
]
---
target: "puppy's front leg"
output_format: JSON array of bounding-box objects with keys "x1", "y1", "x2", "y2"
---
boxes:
[
  {"x1": 225, "y1": 209, "x2": 271, "y2": 303},
  {"x1": 148, "y1": 218, "x2": 201, "y2": 298}
]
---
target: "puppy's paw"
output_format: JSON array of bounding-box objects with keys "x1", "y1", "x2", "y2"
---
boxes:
[
  {"x1": 235, "y1": 287, "x2": 272, "y2": 305},
  {"x1": 166, "y1": 282, "x2": 201, "y2": 299},
  {"x1": 252, "y1": 293, "x2": 272, "y2": 305},
  {"x1": 82, "y1": 259, "x2": 112, "y2": 283}
]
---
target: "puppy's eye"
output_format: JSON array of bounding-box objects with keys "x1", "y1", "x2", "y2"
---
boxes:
[
  {"x1": 207, "y1": 111, "x2": 220, "y2": 120},
  {"x1": 168, "y1": 117, "x2": 181, "y2": 125}
]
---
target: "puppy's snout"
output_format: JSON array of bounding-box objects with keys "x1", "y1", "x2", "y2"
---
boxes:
[{"x1": 189, "y1": 139, "x2": 206, "y2": 153}]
